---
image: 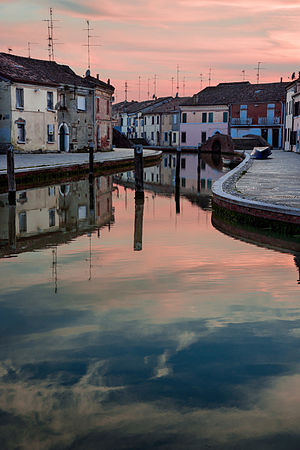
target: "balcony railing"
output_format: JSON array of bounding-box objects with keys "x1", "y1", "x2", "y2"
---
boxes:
[
  {"x1": 258, "y1": 117, "x2": 281, "y2": 125},
  {"x1": 231, "y1": 118, "x2": 252, "y2": 125}
]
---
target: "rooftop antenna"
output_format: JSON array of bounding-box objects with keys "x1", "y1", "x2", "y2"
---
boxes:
[
  {"x1": 154, "y1": 74, "x2": 157, "y2": 98},
  {"x1": 125, "y1": 80, "x2": 128, "y2": 101},
  {"x1": 8, "y1": 48, "x2": 12, "y2": 54},
  {"x1": 208, "y1": 67, "x2": 212, "y2": 86},
  {"x1": 43, "y1": 8, "x2": 55, "y2": 61},
  {"x1": 182, "y1": 76, "x2": 186, "y2": 96},
  {"x1": 200, "y1": 73, "x2": 203, "y2": 91},
  {"x1": 138, "y1": 75, "x2": 141, "y2": 101},
  {"x1": 241, "y1": 69, "x2": 246, "y2": 81},
  {"x1": 176, "y1": 64, "x2": 180, "y2": 95},
  {"x1": 147, "y1": 78, "x2": 150, "y2": 100},
  {"x1": 255, "y1": 61, "x2": 262, "y2": 84},
  {"x1": 171, "y1": 77, "x2": 174, "y2": 96},
  {"x1": 27, "y1": 42, "x2": 38, "y2": 58},
  {"x1": 83, "y1": 20, "x2": 101, "y2": 71}
]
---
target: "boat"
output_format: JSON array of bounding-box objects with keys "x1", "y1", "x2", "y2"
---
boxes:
[{"x1": 250, "y1": 146, "x2": 272, "y2": 159}]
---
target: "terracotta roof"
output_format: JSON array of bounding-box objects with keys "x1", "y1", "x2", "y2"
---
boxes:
[
  {"x1": 181, "y1": 81, "x2": 289, "y2": 106},
  {"x1": 144, "y1": 96, "x2": 191, "y2": 114},
  {"x1": 112, "y1": 97, "x2": 173, "y2": 115},
  {"x1": 0, "y1": 53, "x2": 91, "y2": 88}
]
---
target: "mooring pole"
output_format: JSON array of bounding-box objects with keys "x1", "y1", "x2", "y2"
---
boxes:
[
  {"x1": 197, "y1": 142, "x2": 202, "y2": 195},
  {"x1": 7, "y1": 145, "x2": 16, "y2": 206},
  {"x1": 134, "y1": 194, "x2": 144, "y2": 251},
  {"x1": 89, "y1": 141, "x2": 94, "y2": 183},
  {"x1": 134, "y1": 144, "x2": 144, "y2": 199},
  {"x1": 175, "y1": 146, "x2": 181, "y2": 214}
]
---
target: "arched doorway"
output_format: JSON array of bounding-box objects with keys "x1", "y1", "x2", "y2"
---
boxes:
[{"x1": 58, "y1": 123, "x2": 69, "y2": 152}]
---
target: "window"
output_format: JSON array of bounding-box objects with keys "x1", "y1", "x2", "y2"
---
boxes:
[
  {"x1": 182, "y1": 112, "x2": 187, "y2": 123},
  {"x1": 127, "y1": 118, "x2": 131, "y2": 126},
  {"x1": 49, "y1": 208, "x2": 56, "y2": 227},
  {"x1": 19, "y1": 212, "x2": 27, "y2": 233},
  {"x1": 295, "y1": 102, "x2": 300, "y2": 116},
  {"x1": 207, "y1": 179, "x2": 212, "y2": 190},
  {"x1": 173, "y1": 114, "x2": 177, "y2": 124},
  {"x1": 223, "y1": 112, "x2": 228, "y2": 122},
  {"x1": 77, "y1": 95, "x2": 86, "y2": 111},
  {"x1": 106, "y1": 100, "x2": 109, "y2": 115},
  {"x1": 96, "y1": 98, "x2": 100, "y2": 113},
  {"x1": 181, "y1": 177, "x2": 186, "y2": 188},
  {"x1": 16, "y1": 88, "x2": 24, "y2": 109},
  {"x1": 202, "y1": 112, "x2": 207, "y2": 123},
  {"x1": 78, "y1": 205, "x2": 87, "y2": 219},
  {"x1": 173, "y1": 133, "x2": 176, "y2": 143},
  {"x1": 181, "y1": 132, "x2": 186, "y2": 143},
  {"x1": 17, "y1": 123, "x2": 25, "y2": 143},
  {"x1": 121, "y1": 117, "x2": 124, "y2": 126},
  {"x1": 152, "y1": 116, "x2": 154, "y2": 125},
  {"x1": 48, "y1": 187, "x2": 56, "y2": 196},
  {"x1": 59, "y1": 93, "x2": 66, "y2": 108},
  {"x1": 291, "y1": 130, "x2": 297, "y2": 145},
  {"x1": 181, "y1": 158, "x2": 186, "y2": 169},
  {"x1": 47, "y1": 91, "x2": 54, "y2": 110},
  {"x1": 164, "y1": 132, "x2": 168, "y2": 141},
  {"x1": 201, "y1": 131, "x2": 206, "y2": 143},
  {"x1": 151, "y1": 131, "x2": 154, "y2": 140},
  {"x1": 107, "y1": 125, "x2": 110, "y2": 140},
  {"x1": 208, "y1": 112, "x2": 213, "y2": 123},
  {"x1": 157, "y1": 116, "x2": 159, "y2": 124},
  {"x1": 47, "y1": 124, "x2": 55, "y2": 143},
  {"x1": 144, "y1": 117, "x2": 147, "y2": 125},
  {"x1": 163, "y1": 157, "x2": 168, "y2": 167},
  {"x1": 201, "y1": 160, "x2": 206, "y2": 170},
  {"x1": 18, "y1": 192, "x2": 27, "y2": 203}
]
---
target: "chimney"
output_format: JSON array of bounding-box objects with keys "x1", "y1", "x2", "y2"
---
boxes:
[
  {"x1": 107, "y1": 78, "x2": 110, "y2": 85},
  {"x1": 85, "y1": 69, "x2": 91, "y2": 77},
  {"x1": 96, "y1": 74, "x2": 99, "y2": 80},
  {"x1": 280, "y1": 77, "x2": 283, "y2": 83}
]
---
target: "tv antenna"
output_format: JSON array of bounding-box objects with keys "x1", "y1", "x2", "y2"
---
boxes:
[
  {"x1": 200, "y1": 73, "x2": 203, "y2": 91},
  {"x1": 83, "y1": 20, "x2": 101, "y2": 70},
  {"x1": 241, "y1": 69, "x2": 246, "y2": 81},
  {"x1": 182, "y1": 76, "x2": 186, "y2": 96},
  {"x1": 147, "y1": 78, "x2": 150, "y2": 100},
  {"x1": 171, "y1": 77, "x2": 174, "y2": 96},
  {"x1": 138, "y1": 76, "x2": 141, "y2": 101},
  {"x1": 255, "y1": 61, "x2": 264, "y2": 84},
  {"x1": 27, "y1": 42, "x2": 38, "y2": 58},
  {"x1": 43, "y1": 8, "x2": 57, "y2": 61},
  {"x1": 176, "y1": 64, "x2": 180, "y2": 95},
  {"x1": 153, "y1": 74, "x2": 157, "y2": 98},
  {"x1": 208, "y1": 67, "x2": 212, "y2": 86},
  {"x1": 125, "y1": 81, "x2": 128, "y2": 101}
]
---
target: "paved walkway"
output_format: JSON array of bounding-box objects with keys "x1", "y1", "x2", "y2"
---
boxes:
[
  {"x1": 236, "y1": 150, "x2": 300, "y2": 210},
  {"x1": 0, "y1": 148, "x2": 160, "y2": 174}
]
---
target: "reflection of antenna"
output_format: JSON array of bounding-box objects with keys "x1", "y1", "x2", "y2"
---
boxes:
[
  {"x1": 52, "y1": 246, "x2": 58, "y2": 294},
  {"x1": 83, "y1": 19, "x2": 101, "y2": 70}
]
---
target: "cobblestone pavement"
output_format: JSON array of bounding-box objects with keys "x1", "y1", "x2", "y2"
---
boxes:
[
  {"x1": 236, "y1": 150, "x2": 300, "y2": 209},
  {"x1": 0, "y1": 148, "x2": 160, "y2": 173}
]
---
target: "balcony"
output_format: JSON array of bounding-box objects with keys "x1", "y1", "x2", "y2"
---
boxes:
[
  {"x1": 258, "y1": 117, "x2": 281, "y2": 125},
  {"x1": 231, "y1": 118, "x2": 252, "y2": 125}
]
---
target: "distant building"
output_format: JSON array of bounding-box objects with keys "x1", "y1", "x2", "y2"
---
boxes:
[{"x1": 179, "y1": 81, "x2": 288, "y2": 149}]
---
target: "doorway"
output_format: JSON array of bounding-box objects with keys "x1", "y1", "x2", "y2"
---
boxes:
[{"x1": 58, "y1": 123, "x2": 69, "y2": 152}]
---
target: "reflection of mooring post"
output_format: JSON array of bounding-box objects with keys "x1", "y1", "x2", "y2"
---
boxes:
[
  {"x1": 134, "y1": 195, "x2": 144, "y2": 251},
  {"x1": 89, "y1": 179, "x2": 95, "y2": 225},
  {"x1": 8, "y1": 204, "x2": 16, "y2": 249},
  {"x1": 294, "y1": 254, "x2": 300, "y2": 284},
  {"x1": 89, "y1": 141, "x2": 94, "y2": 184},
  {"x1": 197, "y1": 142, "x2": 202, "y2": 195},
  {"x1": 134, "y1": 144, "x2": 144, "y2": 199},
  {"x1": 175, "y1": 146, "x2": 181, "y2": 214},
  {"x1": 7, "y1": 145, "x2": 16, "y2": 206}
]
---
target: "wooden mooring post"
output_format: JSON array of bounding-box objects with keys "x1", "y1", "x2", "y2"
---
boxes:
[
  {"x1": 134, "y1": 144, "x2": 144, "y2": 199},
  {"x1": 89, "y1": 141, "x2": 94, "y2": 183},
  {"x1": 7, "y1": 145, "x2": 16, "y2": 206}
]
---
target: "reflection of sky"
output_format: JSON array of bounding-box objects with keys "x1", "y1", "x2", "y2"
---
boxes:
[{"x1": 0, "y1": 186, "x2": 300, "y2": 449}]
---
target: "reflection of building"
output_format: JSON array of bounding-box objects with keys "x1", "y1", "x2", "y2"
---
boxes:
[
  {"x1": 0, "y1": 177, "x2": 114, "y2": 255},
  {"x1": 285, "y1": 77, "x2": 300, "y2": 153}
]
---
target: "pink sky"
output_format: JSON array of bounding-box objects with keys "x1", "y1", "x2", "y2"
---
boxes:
[{"x1": 1, "y1": 0, "x2": 300, "y2": 101}]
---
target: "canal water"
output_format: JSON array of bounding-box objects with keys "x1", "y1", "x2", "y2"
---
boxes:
[{"x1": 0, "y1": 152, "x2": 299, "y2": 449}]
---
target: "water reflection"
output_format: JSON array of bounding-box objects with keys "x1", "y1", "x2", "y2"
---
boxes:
[{"x1": 0, "y1": 152, "x2": 299, "y2": 449}]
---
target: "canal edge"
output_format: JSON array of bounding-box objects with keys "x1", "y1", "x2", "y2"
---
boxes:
[{"x1": 212, "y1": 152, "x2": 300, "y2": 233}]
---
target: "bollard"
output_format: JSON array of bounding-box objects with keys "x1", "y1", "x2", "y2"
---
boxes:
[
  {"x1": 89, "y1": 141, "x2": 94, "y2": 183},
  {"x1": 7, "y1": 145, "x2": 16, "y2": 206},
  {"x1": 134, "y1": 195, "x2": 144, "y2": 251},
  {"x1": 134, "y1": 144, "x2": 144, "y2": 199}
]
